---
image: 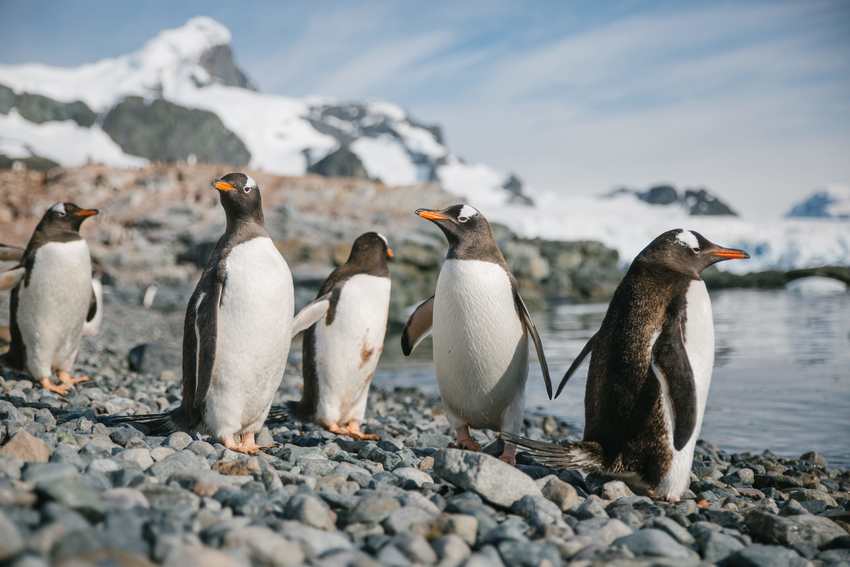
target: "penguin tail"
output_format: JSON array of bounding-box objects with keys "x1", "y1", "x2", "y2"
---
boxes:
[
  {"x1": 265, "y1": 401, "x2": 299, "y2": 424},
  {"x1": 502, "y1": 433, "x2": 606, "y2": 471},
  {"x1": 97, "y1": 409, "x2": 181, "y2": 436}
]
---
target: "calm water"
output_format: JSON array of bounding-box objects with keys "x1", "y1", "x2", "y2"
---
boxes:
[{"x1": 380, "y1": 289, "x2": 850, "y2": 467}]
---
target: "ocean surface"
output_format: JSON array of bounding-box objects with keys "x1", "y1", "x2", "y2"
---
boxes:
[{"x1": 380, "y1": 287, "x2": 850, "y2": 467}]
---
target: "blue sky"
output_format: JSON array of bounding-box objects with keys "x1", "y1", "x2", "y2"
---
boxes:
[{"x1": 3, "y1": 0, "x2": 849, "y2": 215}]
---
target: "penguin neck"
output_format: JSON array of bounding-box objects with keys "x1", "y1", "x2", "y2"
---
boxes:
[
  {"x1": 446, "y1": 238, "x2": 506, "y2": 265},
  {"x1": 345, "y1": 252, "x2": 389, "y2": 278},
  {"x1": 28, "y1": 223, "x2": 81, "y2": 252},
  {"x1": 222, "y1": 215, "x2": 268, "y2": 249},
  {"x1": 633, "y1": 256, "x2": 700, "y2": 282}
]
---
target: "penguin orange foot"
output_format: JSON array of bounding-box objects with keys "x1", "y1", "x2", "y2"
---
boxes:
[
  {"x1": 343, "y1": 421, "x2": 379, "y2": 441},
  {"x1": 57, "y1": 370, "x2": 90, "y2": 386},
  {"x1": 223, "y1": 432, "x2": 261, "y2": 455},
  {"x1": 39, "y1": 376, "x2": 70, "y2": 395},
  {"x1": 451, "y1": 426, "x2": 481, "y2": 451}
]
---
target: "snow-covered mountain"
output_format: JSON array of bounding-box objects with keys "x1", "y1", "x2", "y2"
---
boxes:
[
  {"x1": 786, "y1": 185, "x2": 850, "y2": 220},
  {"x1": 1, "y1": 17, "x2": 848, "y2": 272},
  {"x1": 0, "y1": 17, "x2": 529, "y2": 207}
]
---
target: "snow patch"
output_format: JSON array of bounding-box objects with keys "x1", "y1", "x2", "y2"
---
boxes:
[{"x1": 350, "y1": 136, "x2": 418, "y2": 186}]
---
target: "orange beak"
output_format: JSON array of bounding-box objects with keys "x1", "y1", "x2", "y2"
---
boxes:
[
  {"x1": 709, "y1": 247, "x2": 750, "y2": 260},
  {"x1": 74, "y1": 208, "x2": 99, "y2": 218},
  {"x1": 213, "y1": 180, "x2": 235, "y2": 192},
  {"x1": 386, "y1": 247, "x2": 395, "y2": 259},
  {"x1": 416, "y1": 208, "x2": 450, "y2": 222}
]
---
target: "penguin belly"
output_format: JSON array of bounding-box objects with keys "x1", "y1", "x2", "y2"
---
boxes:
[
  {"x1": 656, "y1": 280, "x2": 715, "y2": 500},
  {"x1": 17, "y1": 240, "x2": 92, "y2": 377},
  {"x1": 205, "y1": 237, "x2": 294, "y2": 436},
  {"x1": 433, "y1": 259, "x2": 528, "y2": 431},
  {"x1": 313, "y1": 274, "x2": 391, "y2": 425}
]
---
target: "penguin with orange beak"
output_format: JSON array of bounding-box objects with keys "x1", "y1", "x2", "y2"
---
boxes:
[
  {"x1": 1, "y1": 202, "x2": 100, "y2": 394},
  {"x1": 506, "y1": 229, "x2": 750, "y2": 501}
]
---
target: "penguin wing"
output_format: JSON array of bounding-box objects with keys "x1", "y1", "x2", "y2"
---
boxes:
[
  {"x1": 0, "y1": 243, "x2": 24, "y2": 262},
  {"x1": 651, "y1": 314, "x2": 697, "y2": 451},
  {"x1": 401, "y1": 296, "x2": 434, "y2": 356},
  {"x1": 81, "y1": 279, "x2": 103, "y2": 336},
  {"x1": 554, "y1": 333, "x2": 595, "y2": 399},
  {"x1": 291, "y1": 293, "x2": 332, "y2": 337},
  {"x1": 0, "y1": 266, "x2": 25, "y2": 291},
  {"x1": 182, "y1": 274, "x2": 223, "y2": 421},
  {"x1": 512, "y1": 287, "x2": 553, "y2": 400}
]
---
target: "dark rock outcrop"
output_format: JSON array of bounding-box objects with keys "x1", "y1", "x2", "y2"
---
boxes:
[
  {"x1": 307, "y1": 146, "x2": 370, "y2": 180},
  {"x1": 0, "y1": 153, "x2": 59, "y2": 172},
  {"x1": 102, "y1": 97, "x2": 250, "y2": 165},
  {"x1": 787, "y1": 189, "x2": 850, "y2": 219},
  {"x1": 0, "y1": 83, "x2": 96, "y2": 127},
  {"x1": 197, "y1": 45, "x2": 256, "y2": 91},
  {"x1": 611, "y1": 184, "x2": 738, "y2": 216},
  {"x1": 502, "y1": 174, "x2": 535, "y2": 206}
]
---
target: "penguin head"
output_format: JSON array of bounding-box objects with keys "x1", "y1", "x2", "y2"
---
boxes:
[
  {"x1": 347, "y1": 232, "x2": 394, "y2": 269},
  {"x1": 640, "y1": 229, "x2": 750, "y2": 277},
  {"x1": 211, "y1": 173, "x2": 263, "y2": 226},
  {"x1": 415, "y1": 204, "x2": 495, "y2": 252},
  {"x1": 38, "y1": 202, "x2": 99, "y2": 234}
]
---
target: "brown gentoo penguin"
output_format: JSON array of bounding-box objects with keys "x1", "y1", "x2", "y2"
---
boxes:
[
  {"x1": 402, "y1": 204, "x2": 552, "y2": 464},
  {"x1": 505, "y1": 229, "x2": 749, "y2": 501},
  {"x1": 0, "y1": 203, "x2": 99, "y2": 394},
  {"x1": 295, "y1": 232, "x2": 393, "y2": 440},
  {"x1": 104, "y1": 173, "x2": 328, "y2": 453}
]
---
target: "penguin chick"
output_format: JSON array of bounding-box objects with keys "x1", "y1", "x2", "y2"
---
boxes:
[
  {"x1": 402, "y1": 204, "x2": 552, "y2": 464},
  {"x1": 296, "y1": 232, "x2": 393, "y2": 440},
  {"x1": 1, "y1": 202, "x2": 99, "y2": 394},
  {"x1": 505, "y1": 229, "x2": 749, "y2": 501}
]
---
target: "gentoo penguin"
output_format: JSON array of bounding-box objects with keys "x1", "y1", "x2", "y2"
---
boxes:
[
  {"x1": 402, "y1": 205, "x2": 552, "y2": 464},
  {"x1": 295, "y1": 232, "x2": 393, "y2": 440},
  {"x1": 105, "y1": 173, "x2": 329, "y2": 453},
  {"x1": 505, "y1": 229, "x2": 749, "y2": 501},
  {"x1": 0, "y1": 203, "x2": 99, "y2": 394}
]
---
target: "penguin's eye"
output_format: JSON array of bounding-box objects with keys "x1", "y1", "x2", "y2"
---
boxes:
[
  {"x1": 243, "y1": 186, "x2": 252, "y2": 194},
  {"x1": 457, "y1": 216, "x2": 469, "y2": 223},
  {"x1": 56, "y1": 211, "x2": 67, "y2": 218}
]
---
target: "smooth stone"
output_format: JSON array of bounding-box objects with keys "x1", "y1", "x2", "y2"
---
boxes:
[
  {"x1": 746, "y1": 509, "x2": 846, "y2": 548},
  {"x1": 283, "y1": 493, "x2": 337, "y2": 531},
  {"x1": 36, "y1": 478, "x2": 105, "y2": 520},
  {"x1": 497, "y1": 540, "x2": 563, "y2": 567},
  {"x1": 511, "y1": 494, "x2": 565, "y2": 528},
  {"x1": 116, "y1": 448, "x2": 154, "y2": 470},
  {"x1": 574, "y1": 495, "x2": 608, "y2": 519},
  {"x1": 434, "y1": 513, "x2": 478, "y2": 546},
  {"x1": 22, "y1": 462, "x2": 79, "y2": 484},
  {"x1": 150, "y1": 450, "x2": 210, "y2": 478},
  {"x1": 164, "y1": 543, "x2": 248, "y2": 567},
  {"x1": 613, "y1": 528, "x2": 697, "y2": 559},
  {"x1": 278, "y1": 521, "x2": 352, "y2": 558},
  {"x1": 0, "y1": 430, "x2": 50, "y2": 463},
  {"x1": 574, "y1": 518, "x2": 633, "y2": 545},
  {"x1": 433, "y1": 449, "x2": 542, "y2": 508},
  {"x1": 167, "y1": 431, "x2": 193, "y2": 451},
  {"x1": 697, "y1": 529, "x2": 745, "y2": 562},
  {"x1": 431, "y1": 534, "x2": 470, "y2": 562},
  {"x1": 393, "y1": 466, "x2": 432, "y2": 488},
  {"x1": 224, "y1": 526, "x2": 305, "y2": 567},
  {"x1": 723, "y1": 544, "x2": 809, "y2": 567},
  {"x1": 0, "y1": 510, "x2": 24, "y2": 560},
  {"x1": 103, "y1": 487, "x2": 150, "y2": 509},
  {"x1": 540, "y1": 476, "x2": 580, "y2": 512},
  {"x1": 347, "y1": 495, "x2": 400, "y2": 525},
  {"x1": 649, "y1": 516, "x2": 695, "y2": 545},
  {"x1": 383, "y1": 506, "x2": 436, "y2": 535},
  {"x1": 601, "y1": 480, "x2": 634, "y2": 500}
]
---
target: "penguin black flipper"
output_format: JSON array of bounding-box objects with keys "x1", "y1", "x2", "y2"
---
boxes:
[
  {"x1": 0, "y1": 243, "x2": 24, "y2": 262},
  {"x1": 651, "y1": 311, "x2": 697, "y2": 451},
  {"x1": 81, "y1": 280, "x2": 103, "y2": 336},
  {"x1": 0, "y1": 266, "x2": 25, "y2": 291},
  {"x1": 401, "y1": 296, "x2": 434, "y2": 356},
  {"x1": 511, "y1": 283, "x2": 553, "y2": 400},
  {"x1": 554, "y1": 333, "x2": 596, "y2": 399},
  {"x1": 181, "y1": 272, "x2": 223, "y2": 426}
]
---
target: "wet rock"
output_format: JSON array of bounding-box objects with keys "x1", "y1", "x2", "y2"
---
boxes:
[{"x1": 433, "y1": 449, "x2": 542, "y2": 508}]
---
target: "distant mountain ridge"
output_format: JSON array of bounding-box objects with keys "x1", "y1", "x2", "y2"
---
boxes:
[
  {"x1": 786, "y1": 185, "x2": 850, "y2": 220},
  {"x1": 0, "y1": 16, "x2": 532, "y2": 206},
  {"x1": 607, "y1": 184, "x2": 738, "y2": 216}
]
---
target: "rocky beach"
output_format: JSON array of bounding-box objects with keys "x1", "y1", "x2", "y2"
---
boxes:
[{"x1": 0, "y1": 165, "x2": 848, "y2": 566}]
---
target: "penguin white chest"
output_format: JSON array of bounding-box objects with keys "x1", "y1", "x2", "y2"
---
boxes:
[
  {"x1": 657, "y1": 279, "x2": 715, "y2": 500},
  {"x1": 433, "y1": 259, "x2": 527, "y2": 430},
  {"x1": 208, "y1": 237, "x2": 294, "y2": 432},
  {"x1": 18, "y1": 240, "x2": 92, "y2": 376},
  {"x1": 313, "y1": 274, "x2": 391, "y2": 423}
]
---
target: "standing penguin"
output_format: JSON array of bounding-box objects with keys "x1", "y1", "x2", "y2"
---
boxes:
[
  {"x1": 295, "y1": 232, "x2": 393, "y2": 440},
  {"x1": 402, "y1": 205, "x2": 552, "y2": 464},
  {"x1": 506, "y1": 229, "x2": 749, "y2": 501},
  {"x1": 0, "y1": 203, "x2": 99, "y2": 394},
  {"x1": 105, "y1": 173, "x2": 328, "y2": 453}
]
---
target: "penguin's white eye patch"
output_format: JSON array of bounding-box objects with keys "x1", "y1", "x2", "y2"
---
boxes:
[
  {"x1": 675, "y1": 230, "x2": 699, "y2": 251},
  {"x1": 244, "y1": 175, "x2": 257, "y2": 191},
  {"x1": 50, "y1": 203, "x2": 66, "y2": 216},
  {"x1": 377, "y1": 233, "x2": 389, "y2": 247},
  {"x1": 457, "y1": 204, "x2": 478, "y2": 223}
]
